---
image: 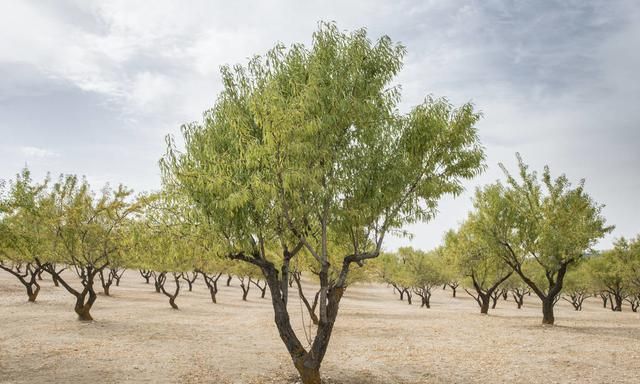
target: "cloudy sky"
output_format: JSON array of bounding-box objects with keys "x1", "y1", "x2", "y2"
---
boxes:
[{"x1": 1, "y1": 0, "x2": 638, "y2": 250}]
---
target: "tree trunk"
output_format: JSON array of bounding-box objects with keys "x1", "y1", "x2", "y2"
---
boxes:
[
  {"x1": 294, "y1": 363, "x2": 322, "y2": 384},
  {"x1": 160, "y1": 273, "x2": 181, "y2": 310},
  {"x1": 153, "y1": 272, "x2": 163, "y2": 293},
  {"x1": 452, "y1": 287, "x2": 457, "y2": 298},
  {"x1": 74, "y1": 284, "x2": 98, "y2": 321},
  {"x1": 140, "y1": 269, "x2": 152, "y2": 284},
  {"x1": 226, "y1": 274, "x2": 233, "y2": 286},
  {"x1": 542, "y1": 298, "x2": 555, "y2": 325},
  {"x1": 199, "y1": 271, "x2": 221, "y2": 304},
  {"x1": 491, "y1": 292, "x2": 499, "y2": 309},
  {"x1": 26, "y1": 283, "x2": 40, "y2": 302},
  {"x1": 480, "y1": 295, "x2": 490, "y2": 314},
  {"x1": 612, "y1": 293, "x2": 623, "y2": 312}
]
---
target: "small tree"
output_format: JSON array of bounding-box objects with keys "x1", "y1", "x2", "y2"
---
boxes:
[
  {"x1": 38, "y1": 175, "x2": 138, "y2": 321},
  {"x1": 0, "y1": 169, "x2": 51, "y2": 302},
  {"x1": 474, "y1": 155, "x2": 612, "y2": 325},
  {"x1": 401, "y1": 247, "x2": 447, "y2": 308},
  {"x1": 444, "y1": 225, "x2": 513, "y2": 314},
  {"x1": 503, "y1": 274, "x2": 530, "y2": 309},
  {"x1": 562, "y1": 262, "x2": 591, "y2": 311}
]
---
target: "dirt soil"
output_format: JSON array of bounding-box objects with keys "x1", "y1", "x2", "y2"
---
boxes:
[{"x1": 0, "y1": 270, "x2": 639, "y2": 383}]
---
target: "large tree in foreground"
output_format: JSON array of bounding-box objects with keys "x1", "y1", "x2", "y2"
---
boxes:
[
  {"x1": 474, "y1": 154, "x2": 612, "y2": 325},
  {"x1": 163, "y1": 23, "x2": 485, "y2": 383}
]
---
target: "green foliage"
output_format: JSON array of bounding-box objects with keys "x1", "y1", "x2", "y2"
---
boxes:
[
  {"x1": 0, "y1": 168, "x2": 53, "y2": 266},
  {"x1": 162, "y1": 22, "x2": 485, "y2": 281},
  {"x1": 443, "y1": 221, "x2": 512, "y2": 293},
  {"x1": 473, "y1": 154, "x2": 612, "y2": 297}
]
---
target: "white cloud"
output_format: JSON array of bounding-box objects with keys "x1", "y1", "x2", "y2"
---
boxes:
[
  {"x1": 1, "y1": 0, "x2": 639, "y2": 250},
  {"x1": 20, "y1": 146, "x2": 60, "y2": 158}
]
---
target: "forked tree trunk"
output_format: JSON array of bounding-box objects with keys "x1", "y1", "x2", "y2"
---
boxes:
[
  {"x1": 626, "y1": 296, "x2": 639, "y2": 312},
  {"x1": 465, "y1": 270, "x2": 512, "y2": 315},
  {"x1": 240, "y1": 278, "x2": 250, "y2": 301},
  {"x1": 293, "y1": 272, "x2": 320, "y2": 325},
  {"x1": 405, "y1": 288, "x2": 412, "y2": 305},
  {"x1": 181, "y1": 272, "x2": 197, "y2": 292},
  {"x1": 140, "y1": 269, "x2": 152, "y2": 284},
  {"x1": 600, "y1": 293, "x2": 608, "y2": 308},
  {"x1": 414, "y1": 286, "x2": 433, "y2": 308},
  {"x1": 542, "y1": 298, "x2": 555, "y2": 325},
  {"x1": 111, "y1": 268, "x2": 125, "y2": 286},
  {"x1": 38, "y1": 261, "x2": 102, "y2": 321},
  {"x1": 75, "y1": 288, "x2": 98, "y2": 321},
  {"x1": 480, "y1": 294, "x2": 490, "y2": 314},
  {"x1": 512, "y1": 289, "x2": 525, "y2": 309},
  {"x1": 152, "y1": 272, "x2": 162, "y2": 293},
  {"x1": 0, "y1": 263, "x2": 42, "y2": 302},
  {"x1": 490, "y1": 290, "x2": 500, "y2": 309},
  {"x1": 160, "y1": 272, "x2": 181, "y2": 310},
  {"x1": 609, "y1": 292, "x2": 623, "y2": 312}
]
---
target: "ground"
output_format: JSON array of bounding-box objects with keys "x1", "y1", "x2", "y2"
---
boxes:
[{"x1": 0, "y1": 271, "x2": 638, "y2": 384}]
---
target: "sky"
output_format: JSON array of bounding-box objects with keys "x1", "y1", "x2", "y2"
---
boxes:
[{"x1": 1, "y1": 0, "x2": 638, "y2": 251}]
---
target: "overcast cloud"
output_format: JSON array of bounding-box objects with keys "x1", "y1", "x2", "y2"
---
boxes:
[{"x1": 1, "y1": 0, "x2": 638, "y2": 250}]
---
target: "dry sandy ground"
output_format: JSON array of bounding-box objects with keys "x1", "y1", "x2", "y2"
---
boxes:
[{"x1": 0, "y1": 271, "x2": 639, "y2": 384}]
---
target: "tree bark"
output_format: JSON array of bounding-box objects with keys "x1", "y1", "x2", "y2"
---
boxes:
[
  {"x1": 542, "y1": 298, "x2": 555, "y2": 325},
  {"x1": 199, "y1": 271, "x2": 222, "y2": 304},
  {"x1": 160, "y1": 272, "x2": 181, "y2": 310}
]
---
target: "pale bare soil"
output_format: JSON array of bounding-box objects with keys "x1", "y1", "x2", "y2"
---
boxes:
[{"x1": 0, "y1": 271, "x2": 639, "y2": 384}]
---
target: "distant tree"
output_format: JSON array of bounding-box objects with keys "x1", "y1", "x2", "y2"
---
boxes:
[
  {"x1": 38, "y1": 175, "x2": 139, "y2": 321},
  {"x1": 591, "y1": 238, "x2": 637, "y2": 311},
  {"x1": 444, "y1": 224, "x2": 513, "y2": 314},
  {"x1": 473, "y1": 155, "x2": 612, "y2": 325},
  {"x1": 0, "y1": 169, "x2": 51, "y2": 302},
  {"x1": 562, "y1": 262, "x2": 591, "y2": 311},
  {"x1": 401, "y1": 247, "x2": 447, "y2": 308}
]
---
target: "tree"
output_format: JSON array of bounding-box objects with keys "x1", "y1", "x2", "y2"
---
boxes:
[
  {"x1": 401, "y1": 247, "x2": 447, "y2": 308},
  {"x1": 473, "y1": 154, "x2": 612, "y2": 325},
  {"x1": 38, "y1": 175, "x2": 138, "y2": 321},
  {"x1": 444, "y1": 224, "x2": 513, "y2": 314},
  {"x1": 162, "y1": 22, "x2": 485, "y2": 383},
  {"x1": 0, "y1": 169, "x2": 51, "y2": 302},
  {"x1": 591, "y1": 238, "x2": 637, "y2": 311},
  {"x1": 439, "y1": 245, "x2": 462, "y2": 298},
  {"x1": 140, "y1": 192, "x2": 197, "y2": 310},
  {"x1": 503, "y1": 274, "x2": 530, "y2": 309}
]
